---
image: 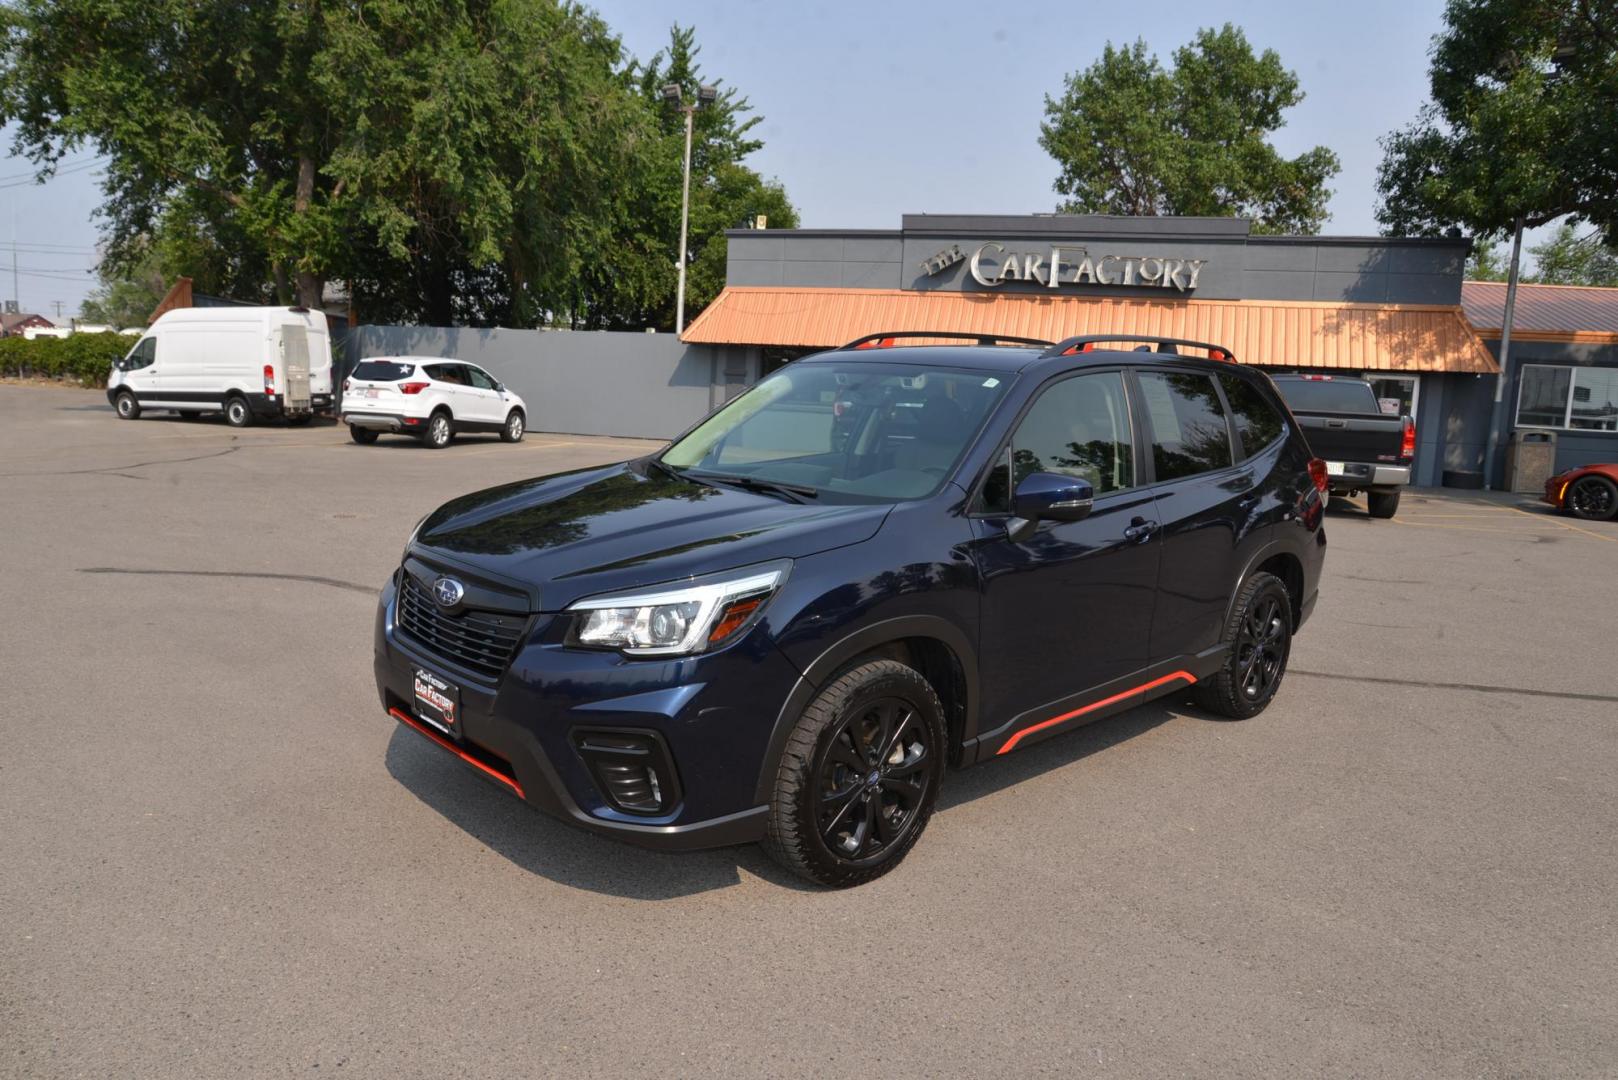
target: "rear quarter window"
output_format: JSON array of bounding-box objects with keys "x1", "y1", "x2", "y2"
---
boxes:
[
  {"x1": 352, "y1": 361, "x2": 415, "y2": 382},
  {"x1": 1218, "y1": 374, "x2": 1287, "y2": 457},
  {"x1": 1273, "y1": 378, "x2": 1379, "y2": 413}
]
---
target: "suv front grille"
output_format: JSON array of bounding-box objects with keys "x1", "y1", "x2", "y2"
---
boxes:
[{"x1": 396, "y1": 573, "x2": 528, "y2": 681}]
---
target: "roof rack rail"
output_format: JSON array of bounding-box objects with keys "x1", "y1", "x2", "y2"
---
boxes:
[
  {"x1": 839, "y1": 331, "x2": 1055, "y2": 351},
  {"x1": 1042, "y1": 335, "x2": 1236, "y2": 362}
]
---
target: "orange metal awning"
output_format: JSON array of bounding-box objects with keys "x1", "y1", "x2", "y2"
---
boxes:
[{"x1": 683, "y1": 287, "x2": 1499, "y2": 374}]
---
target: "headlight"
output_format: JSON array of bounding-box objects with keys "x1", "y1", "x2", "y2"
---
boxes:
[{"x1": 566, "y1": 562, "x2": 789, "y2": 656}]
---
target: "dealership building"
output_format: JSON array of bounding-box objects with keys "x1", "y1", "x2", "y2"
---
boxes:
[{"x1": 684, "y1": 214, "x2": 1618, "y2": 487}]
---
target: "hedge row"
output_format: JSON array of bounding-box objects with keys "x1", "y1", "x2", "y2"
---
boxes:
[{"x1": 0, "y1": 332, "x2": 133, "y2": 387}]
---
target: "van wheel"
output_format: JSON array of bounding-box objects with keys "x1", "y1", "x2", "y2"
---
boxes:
[
  {"x1": 422, "y1": 412, "x2": 453, "y2": 449},
  {"x1": 1367, "y1": 489, "x2": 1401, "y2": 519},
  {"x1": 763, "y1": 659, "x2": 945, "y2": 888},
  {"x1": 1568, "y1": 475, "x2": 1618, "y2": 521},
  {"x1": 349, "y1": 425, "x2": 379, "y2": 445},
  {"x1": 114, "y1": 392, "x2": 140, "y2": 420},
  {"x1": 1194, "y1": 571, "x2": 1292, "y2": 720},
  {"x1": 224, "y1": 396, "x2": 253, "y2": 428},
  {"x1": 501, "y1": 409, "x2": 525, "y2": 443}
]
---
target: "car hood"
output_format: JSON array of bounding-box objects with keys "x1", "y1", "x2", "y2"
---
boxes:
[{"x1": 411, "y1": 461, "x2": 891, "y2": 610}]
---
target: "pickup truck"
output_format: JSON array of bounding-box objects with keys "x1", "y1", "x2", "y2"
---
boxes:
[{"x1": 1270, "y1": 374, "x2": 1415, "y2": 518}]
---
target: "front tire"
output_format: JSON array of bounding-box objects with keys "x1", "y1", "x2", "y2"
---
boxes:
[
  {"x1": 349, "y1": 424, "x2": 379, "y2": 445},
  {"x1": 762, "y1": 659, "x2": 945, "y2": 888},
  {"x1": 1567, "y1": 475, "x2": 1618, "y2": 521},
  {"x1": 501, "y1": 409, "x2": 525, "y2": 443},
  {"x1": 1367, "y1": 488, "x2": 1401, "y2": 518},
  {"x1": 114, "y1": 392, "x2": 140, "y2": 420},
  {"x1": 1194, "y1": 571, "x2": 1293, "y2": 720},
  {"x1": 224, "y1": 396, "x2": 253, "y2": 428},
  {"x1": 421, "y1": 412, "x2": 453, "y2": 449}
]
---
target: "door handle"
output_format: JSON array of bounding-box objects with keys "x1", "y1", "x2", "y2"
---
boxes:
[{"x1": 1123, "y1": 518, "x2": 1158, "y2": 543}]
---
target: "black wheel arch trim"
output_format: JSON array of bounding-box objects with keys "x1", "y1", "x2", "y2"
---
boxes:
[
  {"x1": 753, "y1": 615, "x2": 980, "y2": 805},
  {"x1": 1224, "y1": 536, "x2": 1314, "y2": 633}
]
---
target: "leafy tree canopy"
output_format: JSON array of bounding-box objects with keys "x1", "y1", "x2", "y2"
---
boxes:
[
  {"x1": 1039, "y1": 25, "x2": 1340, "y2": 234},
  {"x1": 1527, "y1": 221, "x2": 1618, "y2": 285},
  {"x1": 1376, "y1": 0, "x2": 1618, "y2": 244}
]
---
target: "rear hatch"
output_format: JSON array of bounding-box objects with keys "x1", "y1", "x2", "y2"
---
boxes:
[{"x1": 344, "y1": 360, "x2": 420, "y2": 412}]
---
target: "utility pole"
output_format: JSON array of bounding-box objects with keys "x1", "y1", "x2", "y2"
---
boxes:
[
  {"x1": 1483, "y1": 218, "x2": 1525, "y2": 491},
  {"x1": 52, "y1": 300, "x2": 64, "y2": 319},
  {"x1": 661, "y1": 82, "x2": 718, "y2": 336}
]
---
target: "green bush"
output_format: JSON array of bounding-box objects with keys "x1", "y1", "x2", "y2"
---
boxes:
[{"x1": 0, "y1": 332, "x2": 133, "y2": 387}]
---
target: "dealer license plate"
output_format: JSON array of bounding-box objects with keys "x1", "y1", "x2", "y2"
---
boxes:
[
  {"x1": 1325, "y1": 460, "x2": 1345, "y2": 475},
  {"x1": 360, "y1": 387, "x2": 379, "y2": 398},
  {"x1": 413, "y1": 666, "x2": 460, "y2": 735}
]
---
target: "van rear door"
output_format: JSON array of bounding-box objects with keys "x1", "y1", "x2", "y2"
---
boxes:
[{"x1": 278, "y1": 324, "x2": 312, "y2": 412}]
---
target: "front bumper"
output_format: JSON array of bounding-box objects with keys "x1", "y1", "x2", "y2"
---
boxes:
[{"x1": 372, "y1": 570, "x2": 792, "y2": 850}]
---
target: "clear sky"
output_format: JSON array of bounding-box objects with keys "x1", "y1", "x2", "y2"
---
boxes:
[{"x1": 0, "y1": 0, "x2": 1512, "y2": 319}]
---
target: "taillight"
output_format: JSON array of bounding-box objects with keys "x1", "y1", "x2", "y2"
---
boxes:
[
  {"x1": 342, "y1": 378, "x2": 351, "y2": 393},
  {"x1": 1400, "y1": 416, "x2": 1416, "y2": 461},
  {"x1": 399, "y1": 382, "x2": 429, "y2": 395},
  {"x1": 263, "y1": 364, "x2": 275, "y2": 394},
  {"x1": 1308, "y1": 458, "x2": 1329, "y2": 494}
]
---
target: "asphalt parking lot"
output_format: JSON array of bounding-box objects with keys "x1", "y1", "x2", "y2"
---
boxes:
[{"x1": 3, "y1": 382, "x2": 1616, "y2": 1079}]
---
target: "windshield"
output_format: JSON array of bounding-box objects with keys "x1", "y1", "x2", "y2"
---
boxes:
[
  {"x1": 661, "y1": 360, "x2": 1011, "y2": 502},
  {"x1": 1272, "y1": 378, "x2": 1380, "y2": 414}
]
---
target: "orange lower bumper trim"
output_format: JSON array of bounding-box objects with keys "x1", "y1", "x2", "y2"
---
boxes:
[
  {"x1": 389, "y1": 707, "x2": 525, "y2": 798},
  {"x1": 997, "y1": 671, "x2": 1198, "y2": 755}
]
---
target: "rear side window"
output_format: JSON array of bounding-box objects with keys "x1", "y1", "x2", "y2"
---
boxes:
[
  {"x1": 424, "y1": 363, "x2": 467, "y2": 384},
  {"x1": 981, "y1": 371, "x2": 1135, "y2": 511},
  {"x1": 1136, "y1": 371, "x2": 1234, "y2": 481},
  {"x1": 352, "y1": 360, "x2": 415, "y2": 382},
  {"x1": 1218, "y1": 374, "x2": 1287, "y2": 457},
  {"x1": 1272, "y1": 378, "x2": 1379, "y2": 413}
]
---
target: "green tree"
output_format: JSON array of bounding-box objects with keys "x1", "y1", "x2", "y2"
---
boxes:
[
  {"x1": 1527, "y1": 221, "x2": 1618, "y2": 285},
  {"x1": 1039, "y1": 25, "x2": 1340, "y2": 233},
  {"x1": 1375, "y1": 0, "x2": 1618, "y2": 244},
  {"x1": 0, "y1": 0, "x2": 650, "y2": 325},
  {"x1": 1466, "y1": 238, "x2": 1511, "y2": 281}
]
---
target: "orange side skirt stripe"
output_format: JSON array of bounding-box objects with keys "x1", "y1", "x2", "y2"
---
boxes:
[{"x1": 996, "y1": 671, "x2": 1198, "y2": 755}]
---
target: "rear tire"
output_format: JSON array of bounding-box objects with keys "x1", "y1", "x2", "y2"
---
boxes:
[
  {"x1": 349, "y1": 424, "x2": 379, "y2": 445},
  {"x1": 224, "y1": 396, "x2": 253, "y2": 428},
  {"x1": 422, "y1": 411, "x2": 453, "y2": 449},
  {"x1": 501, "y1": 409, "x2": 525, "y2": 443},
  {"x1": 114, "y1": 392, "x2": 140, "y2": 420},
  {"x1": 762, "y1": 659, "x2": 945, "y2": 888},
  {"x1": 1367, "y1": 488, "x2": 1401, "y2": 519},
  {"x1": 1194, "y1": 571, "x2": 1292, "y2": 720},
  {"x1": 1568, "y1": 475, "x2": 1618, "y2": 521}
]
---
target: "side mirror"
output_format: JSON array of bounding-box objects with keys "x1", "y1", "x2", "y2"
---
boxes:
[{"x1": 1007, "y1": 472, "x2": 1093, "y2": 541}]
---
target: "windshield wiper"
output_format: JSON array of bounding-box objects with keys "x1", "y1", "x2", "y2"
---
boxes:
[
  {"x1": 684, "y1": 470, "x2": 820, "y2": 503},
  {"x1": 645, "y1": 457, "x2": 691, "y2": 484}
]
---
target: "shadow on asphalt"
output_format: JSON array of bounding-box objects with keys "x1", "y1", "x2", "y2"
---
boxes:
[{"x1": 384, "y1": 698, "x2": 1186, "y2": 899}]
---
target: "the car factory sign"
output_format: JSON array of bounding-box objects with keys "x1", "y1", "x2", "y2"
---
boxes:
[{"x1": 922, "y1": 242, "x2": 1208, "y2": 292}]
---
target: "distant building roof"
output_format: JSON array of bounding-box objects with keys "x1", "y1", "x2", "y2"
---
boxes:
[
  {"x1": 0, "y1": 311, "x2": 54, "y2": 333},
  {"x1": 1462, "y1": 280, "x2": 1618, "y2": 341}
]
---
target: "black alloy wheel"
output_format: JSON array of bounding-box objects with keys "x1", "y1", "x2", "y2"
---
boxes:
[
  {"x1": 1568, "y1": 475, "x2": 1618, "y2": 522},
  {"x1": 763, "y1": 659, "x2": 946, "y2": 887},
  {"x1": 1194, "y1": 570, "x2": 1292, "y2": 720},
  {"x1": 815, "y1": 697, "x2": 932, "y2": 864},
  {"x1": 1234, "y1": 594, "x2": 1288, "y2": 704}
]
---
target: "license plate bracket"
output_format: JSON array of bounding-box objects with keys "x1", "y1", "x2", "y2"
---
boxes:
[{"x1": 413, "y1": 666, "x2": 460, "y2": 736}]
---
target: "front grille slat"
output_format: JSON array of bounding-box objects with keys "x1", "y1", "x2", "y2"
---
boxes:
[{"x1": 395, "y1": 573, "x2": 528, "y2": 680}]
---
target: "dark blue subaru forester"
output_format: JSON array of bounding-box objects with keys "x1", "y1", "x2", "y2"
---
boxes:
[{"x1": 374, "y1": 333, "x2": 1327, "y2": 886}]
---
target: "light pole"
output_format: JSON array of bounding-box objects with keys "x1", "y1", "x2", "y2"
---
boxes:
[{"x1": 662, "y1": 82, "x2": 717, "y2": 336}]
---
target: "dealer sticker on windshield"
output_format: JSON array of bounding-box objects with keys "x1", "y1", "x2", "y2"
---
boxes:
[{"x1": 413, "y1": 667, "x2": 459, "y2": 734}]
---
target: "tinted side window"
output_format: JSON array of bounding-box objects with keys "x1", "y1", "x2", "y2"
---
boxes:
[
  {"x1": 1219, "y1": 374, "x2": 1286, "y2": 457},
  {"x1": 982, "y1": 371, "x2": 1135, "y2": 511},
  {"x1": 1137, "y1": 371, "x2": 1233, "y2": 481},
  {"x1": 425, "y1": 363, "x2": 464, "y2": 384}
]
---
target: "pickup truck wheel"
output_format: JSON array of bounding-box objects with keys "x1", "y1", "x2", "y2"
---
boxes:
[
  {"x1": 1195, "y1": 571, "x2": 1292, "y2": 720},
  {"x1": 763, "y1": 659, "x2": 945, "y2": 888},
  {"x1": 114, "y1": 392, "x2": 141, "y2": 420},
  {"x1": 1568, "y1": 475, "x2": 1618, "y2": 521},
  {"x1": 349, "y1": 424, "x2": 379, "y2": 445},
  {"x1": 1367, "y1": 488, "x2": 1401, "y2": 519}
]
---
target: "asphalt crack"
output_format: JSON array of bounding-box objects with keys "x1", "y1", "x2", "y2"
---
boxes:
[
  {"x1": 1291, "y1": 668, "x2": 1618, "y2": 705},
  {"x1": 79, "y1": 566, "x2": 376, "y2": 596},
  {"x1": 0, "y1": 445, "x2": 240, "y2": 478}
]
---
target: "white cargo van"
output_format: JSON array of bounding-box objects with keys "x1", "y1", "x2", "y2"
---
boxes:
[{"x1": 106, "y1": 306, "x2": 334, "y2": 426}]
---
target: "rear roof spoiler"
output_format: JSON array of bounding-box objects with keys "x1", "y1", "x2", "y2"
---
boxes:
[{"x1": 1042, "y1": 335, "x2": 1236, "y2": 361}]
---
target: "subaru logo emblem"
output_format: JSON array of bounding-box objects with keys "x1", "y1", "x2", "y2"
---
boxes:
[{"x1": 432, "y1": 576, "x2": 465, "y2": 608}]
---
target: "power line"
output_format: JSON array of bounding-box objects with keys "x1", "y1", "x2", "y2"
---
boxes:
[
  {"x1": 0, "y1": 155, "x2": 101, "y2": 183},
  {"x1": 0, "y1": 158, "x2": 103, "y2": 189}
]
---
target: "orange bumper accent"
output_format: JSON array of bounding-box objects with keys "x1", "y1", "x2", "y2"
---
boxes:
[{"x1": 389, "y1": 707, "x2": 525, "y2": 798}]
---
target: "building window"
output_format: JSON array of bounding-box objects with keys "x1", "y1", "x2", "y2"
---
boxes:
[{"x1": 1516, "y1": 365, "x2": 1618, "y2": 432}]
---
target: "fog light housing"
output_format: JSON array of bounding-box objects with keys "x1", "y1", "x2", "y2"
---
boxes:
[{"x1": 573, "y1": 730, "x2": 682, "y2": 816}]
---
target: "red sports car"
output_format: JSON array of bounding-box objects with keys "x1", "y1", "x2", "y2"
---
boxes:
[{"x1": 1543, "y1": 463, "x2": 1618, "y2": 521}]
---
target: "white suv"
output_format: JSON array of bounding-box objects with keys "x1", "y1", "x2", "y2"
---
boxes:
[{"x1": 341, "y1": 357, "x2": 528, "y2": 449}]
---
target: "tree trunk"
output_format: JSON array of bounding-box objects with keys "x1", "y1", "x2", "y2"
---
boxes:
[{"x1": 292, "y1": 153, "x2": 324, "y2": 308}]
